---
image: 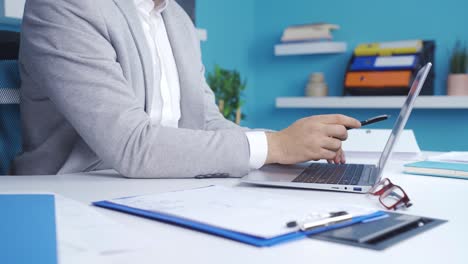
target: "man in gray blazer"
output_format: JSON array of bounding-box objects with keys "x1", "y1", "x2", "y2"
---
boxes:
[{"x1": 11, "y1": 0, "x2": 360, "y2": 178}]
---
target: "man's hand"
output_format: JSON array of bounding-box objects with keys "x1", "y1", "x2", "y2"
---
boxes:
[{"x1": 265, "y1": 115, "x2": 361, "y2": 165}]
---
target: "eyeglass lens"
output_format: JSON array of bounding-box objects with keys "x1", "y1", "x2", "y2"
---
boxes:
[{"x1": 380, "y1": 186, "x2": 406, "y2": 208}]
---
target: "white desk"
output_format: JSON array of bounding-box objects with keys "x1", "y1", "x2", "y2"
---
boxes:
[{"x1": 1, "y1": 155, "x2": 466, "y2": 264}]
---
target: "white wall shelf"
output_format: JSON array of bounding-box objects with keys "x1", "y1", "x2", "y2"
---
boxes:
[
  {"x1": 274, "y1": 42, "x2": 347, "y2": 56},
  {"x1": 196, "y1": 28, "x2": 208, "y2": 42},
  {"x1": 276, "y1": 96, "x2": 468, "y2": 109},
  {"x1": 4, "y1": 0, "x2": 26, "y2": 19}
]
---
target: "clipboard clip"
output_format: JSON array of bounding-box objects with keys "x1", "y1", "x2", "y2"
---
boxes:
[{"x1": 286, "y1": 211, "x2": 353, "y2": 231}]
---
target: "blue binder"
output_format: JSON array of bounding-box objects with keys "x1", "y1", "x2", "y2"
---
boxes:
[
  {"x1": 0, "y1": 195, "x2": 58, "y2": 264},
  {"x1": 94, "y1": 200, "x2": 386, "y2": 247},
  {"x1": 351, "y1": 55, "x2": 419, "y2": 71}
]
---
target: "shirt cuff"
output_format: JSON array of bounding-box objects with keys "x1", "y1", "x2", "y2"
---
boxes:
[{"x1": 245, "y1": 131, "x2": 268, "y2": 170}]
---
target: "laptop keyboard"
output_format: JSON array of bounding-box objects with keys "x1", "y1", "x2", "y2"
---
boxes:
[{"x1": 292, "y1": 163, "x2": 366, "y2": 185}]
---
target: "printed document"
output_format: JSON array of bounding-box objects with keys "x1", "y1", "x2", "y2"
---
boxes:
[{"x1": 108, "y1": 186, "x2": 376, "y2": 238}]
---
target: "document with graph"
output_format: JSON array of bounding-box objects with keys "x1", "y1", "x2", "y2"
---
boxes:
[{"x1": 94, "y1": 185, "x2": 384, "y2": 246}]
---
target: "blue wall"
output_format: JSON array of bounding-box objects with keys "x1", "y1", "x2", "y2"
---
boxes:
[
  {"x1": 198, "y1": 0, "x2": 468, "y2": 151},
  {"x1": 0, "y1": 0, "x2": 466, "y2": 151},
  {"x1": 197, "y1": 0, "x2": 256, "y2": 123}
]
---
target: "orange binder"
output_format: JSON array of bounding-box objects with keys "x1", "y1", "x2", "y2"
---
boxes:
[{"x1": 345, "y1": 71, "x2": 412, "y2": 88}]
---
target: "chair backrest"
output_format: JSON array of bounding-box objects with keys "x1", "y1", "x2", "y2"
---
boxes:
[{"x1": 0, "y1": 30, "x2": 21, "y2": 175}]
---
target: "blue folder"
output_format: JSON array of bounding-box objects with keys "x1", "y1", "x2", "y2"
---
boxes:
[
  {"x1": 94, "y1": 200, "x2": 386, "y2": 247},
  {"x1": 351, "y1": 55, "x2": 419, "y2": 71},
  {"x1": 0, "y1": 195, "x2": 58, "y2": 264},
  {"x1": 404, "y1": 161, "x2": 468, "y2": 180}
]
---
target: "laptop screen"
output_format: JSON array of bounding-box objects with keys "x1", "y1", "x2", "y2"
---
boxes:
[{"x1": 375, "y1": 63, "x2": 432, "y2": 182}]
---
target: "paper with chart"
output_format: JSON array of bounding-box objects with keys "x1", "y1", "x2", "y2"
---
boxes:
[{"x1": 108, "y1": 185, "x2": 377, "y2": 238}]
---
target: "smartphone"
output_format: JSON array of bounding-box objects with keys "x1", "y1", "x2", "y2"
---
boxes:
[{"x1": 347, "y1": 115, "x2": 390, "y2": 130}]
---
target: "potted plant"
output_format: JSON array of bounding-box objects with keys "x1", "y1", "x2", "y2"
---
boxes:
[
  {"x1": 447, "y1": 41, "x2": 468, "y2": 95},
  {"x1": 207, "y1": 65, "x2": 247, "y2": 124}
]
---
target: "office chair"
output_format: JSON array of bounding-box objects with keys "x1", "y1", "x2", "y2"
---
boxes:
[{"x1": 0, "y1": 30, "x2": 21, "y2": 175}]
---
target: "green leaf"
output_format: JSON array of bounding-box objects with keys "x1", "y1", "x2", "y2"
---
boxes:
[
  {"x1": 450, "y1": 40, "x2": 468, "y2": 74},
  {"x1": 206, "y1": 65, "x2": 248, "y2": 122}
]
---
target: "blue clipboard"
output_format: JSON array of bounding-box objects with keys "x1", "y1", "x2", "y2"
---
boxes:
[{"x1": 93, "y1": 200, "x2": 386, "y2": 247}]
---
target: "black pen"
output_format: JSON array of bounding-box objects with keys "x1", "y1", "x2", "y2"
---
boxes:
[{"x1": 347, "y1": 115, "x2": 390, "y2": 130}]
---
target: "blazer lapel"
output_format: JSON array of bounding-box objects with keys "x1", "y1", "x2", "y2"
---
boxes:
[
  {"x1": 162, "y1": 4, "x2": 204, "y2": 129},
  {"x1": 112, "y1": 0, "x2": 156, "y2": 114}
]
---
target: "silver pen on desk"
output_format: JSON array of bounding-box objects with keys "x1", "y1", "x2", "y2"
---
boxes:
[{"x1": 286, "y1": 211, "x2": 352, "y2": 231}]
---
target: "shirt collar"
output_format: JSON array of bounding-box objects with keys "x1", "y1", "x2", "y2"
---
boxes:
[{"x1": 134, "y1": 0, "x2": 168, "y2": 15}]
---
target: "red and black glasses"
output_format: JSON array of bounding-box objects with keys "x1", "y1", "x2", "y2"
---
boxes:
[{"x1": 370, "y1": 178, "x2": 412, "y2": 210}]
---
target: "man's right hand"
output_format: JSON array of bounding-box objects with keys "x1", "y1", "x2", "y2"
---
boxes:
[{"x1": 265, "y1": 114, "x2": 361, "y2": 165}]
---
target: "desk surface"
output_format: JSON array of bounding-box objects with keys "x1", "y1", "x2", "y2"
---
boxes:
[{"x1": 1, "y1": 155, "x2": 466, "y2": 264}]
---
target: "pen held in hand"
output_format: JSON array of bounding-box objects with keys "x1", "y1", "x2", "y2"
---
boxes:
[{"x1": 346, "y1": 115, "x2": 390, "y2": 130}]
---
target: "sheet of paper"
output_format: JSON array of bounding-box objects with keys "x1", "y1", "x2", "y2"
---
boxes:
[
  {"x1": 379, "y1": 40, "x2": 421, "y2": 49},
  {"x1": 55, "y1": 195, "x2": 155, "y2": 264},
  {"x1": 108, "y1": 186, "x2": 376, "y2": 239},
  {"x1": 375, "y1": 56, "x2": 415, "y2": 67},
  {"x1": 343, "y1": 129, "x2": 421, "y2": 159},
  {"x1": 428, "y1": 152, "x2": 468, "y2": 164}
]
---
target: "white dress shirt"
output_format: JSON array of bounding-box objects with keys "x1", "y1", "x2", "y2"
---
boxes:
[{"x1": 133, "y1": 0, "x2": 267, "y2": 169}]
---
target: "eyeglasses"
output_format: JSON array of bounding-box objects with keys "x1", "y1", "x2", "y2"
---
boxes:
[{"x1": 370, "y1": 178, "x2": 412, "y2": 210}]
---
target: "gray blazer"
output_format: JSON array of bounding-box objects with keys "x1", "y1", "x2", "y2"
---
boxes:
[{"x1": 11, "y1": 0, "x2": 251, "y2": 178}]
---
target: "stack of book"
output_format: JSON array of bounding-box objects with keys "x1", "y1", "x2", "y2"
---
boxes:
[
  {"x1": 404, "y1": 152, "x2": 468, "y2": 180},
  {"x1": 275, "y1": 23, "x2": 347, "y2": 56},
  {"x1": 344, "y1": 40, "x2": 435, "y2": 96}
]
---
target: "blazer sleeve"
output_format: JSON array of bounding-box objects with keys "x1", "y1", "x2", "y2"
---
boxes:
[{"x1": 19, "y1": 0, "x2": 251, "y2": 178}]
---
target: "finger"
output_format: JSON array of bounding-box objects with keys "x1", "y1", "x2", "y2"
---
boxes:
[
  {"x1": 341, "y1": 150, "x2": 346, "y2": 164},
  {"x1": 334, "y1": 152, "x2": 341, "y2": 164},
  {"x1": 334, "y1": 149, "x2": 342, "y2": 164},
  {"x1": 320, "y1": 149, "x2": 337, "y2": 160},
  {"x1": 321, "y1": 137, "x2": 342, "y2": 152},
  {"x1": 324, "y1": 125, "x2": 348, "y2": 140},
  {"x1": 318, "y1": 114, "x2": 361, "y2": 129}
]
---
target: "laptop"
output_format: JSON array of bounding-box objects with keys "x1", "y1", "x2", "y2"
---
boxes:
[{"x1": 241, "y1": 63, "x2": 432, "y2": 194}]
